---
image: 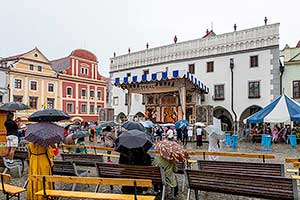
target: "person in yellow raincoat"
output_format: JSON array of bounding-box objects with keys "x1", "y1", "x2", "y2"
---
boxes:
[{"x1": 27, "y1": 142, "x2": 54, "y2": 200}]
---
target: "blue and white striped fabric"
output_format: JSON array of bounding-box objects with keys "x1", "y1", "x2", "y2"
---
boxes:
[
  {"x1": 114, "y1": 69, "x2": 209, "y2": 93},
  {"x1": 245, "y1": 95, "x2": 300, "y2": 123}
]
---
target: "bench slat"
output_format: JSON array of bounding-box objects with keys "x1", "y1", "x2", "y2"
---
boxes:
[
  {"x1": 30, "y1": 175, "x2": 152, "y2": 187},
  {"x1": 286, "y1": 158, "x2": 300, "y2": 163},
  {"x1": 188, "y1": 151, "x2": 275, "y2": 159},
  {"x1": 0, "y1": 184, "x2": 26, "y2": 194},
  {"x1": 35, "y1": 190, "x2": 155, "y2": 200}
]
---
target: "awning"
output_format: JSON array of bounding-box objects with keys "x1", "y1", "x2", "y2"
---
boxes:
[{"x1": 113, "y1": 69, "x2": 209, "y2": 93}]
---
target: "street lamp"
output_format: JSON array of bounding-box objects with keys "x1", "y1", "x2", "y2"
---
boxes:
[{"x1": 230, "y1": 58, "x2": 238, "y2": 134}]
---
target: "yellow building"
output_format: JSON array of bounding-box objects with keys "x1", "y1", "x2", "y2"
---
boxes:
[{"x1": 0, "y1": 48, "x2": 61, "y2": 119}]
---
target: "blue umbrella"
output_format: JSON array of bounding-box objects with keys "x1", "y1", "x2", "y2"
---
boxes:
[
  {"x1": 141, "y1": 120, "x2": 154, "y2": 128},
  {"x1": 175, "y1": 119, "x2": 189, "y2": 129},
  {"x1": 245, "y1": 95, "x2": 300, "y2": 123}
]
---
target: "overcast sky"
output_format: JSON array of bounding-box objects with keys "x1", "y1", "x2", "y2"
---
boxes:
[{"x1": 1, "y1": 0, "x2": 299, "y2": 76}]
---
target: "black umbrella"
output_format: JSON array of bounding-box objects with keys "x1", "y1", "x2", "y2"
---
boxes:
[
  {"x1": 97, "y1": 121, "x2": 119, "y2": 128},
  {"x1": 122, "y1": 121, "x2": 144, "y2": 131},
  {"x1": 28, "y1": 109, "x2": 70, "y2": 122},
  {"x1": 0, "y1": 102, "x2": 29, "y2": 111},
  {"x1": 25, "y1": 122, "x2": 64, "y2": 147},
  {"x1": 115, "y1": 129, "x2": 152, "y2": 156}
]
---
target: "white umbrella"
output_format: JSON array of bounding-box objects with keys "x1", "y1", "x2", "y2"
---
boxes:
[
  {"x1": 194, "y1": 122, "x2": 206, "y2": 127},
  {"x1": 204, "y1": 125, "x2": 224, "y2": 139}
]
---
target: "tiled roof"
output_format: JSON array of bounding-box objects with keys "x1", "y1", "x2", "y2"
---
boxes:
[
  {"x1": 296, "y1": 40, "x2": 300, "y2": 48},
  {"x1": 50, "y1": 57, "x2": 70, "y2": 72},
  {"x1": 0, "y1": 49, "x2": 33, "y2": 62},
  {"x1": 202, "y1": 30, "x2": 216, "y2": 39}
]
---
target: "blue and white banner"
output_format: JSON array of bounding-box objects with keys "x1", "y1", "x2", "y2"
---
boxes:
[
  {"x1": 114, "y1": 69, "x2": 209, "y2": 93},
  {"x1": 245, "y1": 95, "x2": 300, "y2": 123}
]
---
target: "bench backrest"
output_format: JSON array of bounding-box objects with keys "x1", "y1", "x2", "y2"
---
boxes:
[
  {"x1": 0, "y1": 173, "x2": 11, "y2": 183},
  {"x1": 285, "y1": 158, "x2": 300, "y2": 163},
  {"x1": 61, "y1": 153, "x2": 104, "y2": 163},
  {"x1": 197, "y1": 160, "x2": 284, "y2": 176},
  {"x1": 96, "y1": 163, "x2": 164, "y2": 185},
  {"x1": 185, "y1": 169, "x2": 298, "y2": 200},
  {"x1": 29, "y1": 175, "x2": 153, "y2": 187},
  {"x1": 53, "y1": 161, "x2": 77, "y2": 176}
]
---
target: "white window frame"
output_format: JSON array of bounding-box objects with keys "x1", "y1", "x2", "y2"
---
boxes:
[
  {"x1": 14, "y1": 79, "x2": 22, "y2": 89},
  {"x1": 66, "y1": 103, "x2": 73, "y2": 113},
  {"x1": 81, "y1": 89, "x2": 87, "y2": 98},
  {"x1": 66, "y1": 87, "x2": 72, "y2": 96},
  {"x1": 113, "y1": 97, "x2": 119, "y2": 106},
  {"x1": 97, "y1": 91, "x2": 102, "y2": 100},
  {"x1": 48, "y1": 83, "x2": 54, "y2": 92},
  {"x1": 30, "y1": 80, "x2": 38, "y2": 91},
  {"x1": 81, "y1": 104, "x2": 87, "y2": 113},
  {"x1": 90, "y1": 104, "x2": 95, "y2": 114}
]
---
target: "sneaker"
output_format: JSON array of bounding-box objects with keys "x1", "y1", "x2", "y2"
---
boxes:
[
  {"x1": 107, "y1": 160, "x2": 113, "y2": 163},
  {"x1": 7, "y1": 159, "x2": 14, "y2": 164}
]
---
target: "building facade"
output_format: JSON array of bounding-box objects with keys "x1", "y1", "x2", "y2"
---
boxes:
[
  {"x1": 51, "y1": 49, "x2": 107, "y2": 122},
  {"x1": 0, "y1": 65, "x2": 9, "y2": 105},
  {"x1": 282, "y1": 41, "x2": 300, "y2": 101},
  {"x1": 0, "y1": 48, "x2": 60, "y2": 119},
  {"x1": 109, "y1": 23, "x2": 280, "y2": 130}
]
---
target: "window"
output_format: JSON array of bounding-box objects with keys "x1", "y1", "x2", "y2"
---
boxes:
[
  {"x1": 47, "y1": 98, "x2": 55, "y2": 109},
  {"x1": 15, "y1": 79, "x2": 22, "y2": 89},
  {"x1": 13, "y1": 95, "x2": 23, "y2": 102},
  {"x1": 293, "y1": 81, "x2": 300, "y2": 99},
  {"x1": 67, "y1": 87, "x2": 72, "y2": 96},
  {"x1": 250, "y1": 55, "x2": 258, "y2": 67},
  {"x1": 30, "y1": 81, "x2": 37, "y2": 90},
  {"x1": 207, "y1": 61, "x2": 214, "y2": 72},
  {"x1": 188, "y1": 64, "x2": 195, "y2": 74},
  {"x1": 0, "y1": 95, "x2": 2, "y2": 103},
  {"x1": 81, "y1": 89, "x2": 86, "y2": 97},
  {"x1": 38, "y1": 66, "x2": 42, "y2": 72},
  {"x1": 90, "y1": 104, "x2": 95, "y2": 113},
  {"x1": 81, "y1": 104, "x2": 87, "y2": 113},
  {"x1": 125, "y1": 93, "x2": 128, "y2": 105},
  {"x1": 126, "y1": 73, "x2": 131, "y2": 77},
  {"x1": 214, "y1": 84, "x2": 225, "y2": 100},
  {"x1": 81, "y1": 67, "x2": 88, "y2": 75},
  {"x1": 97, "y1": 105, "x2": 102, "y2": 112},
  {"x1": 200, "y1": 94, "x2": 205, "y2": 102},
  {"x1": 143, "y1": 69, "x2": 149, "y2": 75},
  {"x1": 90, "y1": 90, "x2": 95, "y2": 98},
  {"x1": 97, "y1": 91, "x2": 102, "y2": 100},
  {"x1": 248, "y1": 81, "x2": 260, "y2": 98},
  {"x1": 48, "y1": 83, "x2": 54, "y2": 92},
  {"x1": 113, "y1": 97, "x2": 119, "y2": 106},
  {"x1": 29, "y1": 64, "x2": 34, "y2": 70},
  {"x1": 66, "y1": 103, "x2": 73, "y2": 113},
  {"x1": 29, "y1": 97, "x2": 38, "y2": 109}
]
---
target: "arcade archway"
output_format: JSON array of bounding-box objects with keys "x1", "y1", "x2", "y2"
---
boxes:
[
  {"x1": 239, "y1": 105, "x2": 262, "y2": 122},
  {"x1": 213, "y1": 106, "x2": 233, "y2": 131}
]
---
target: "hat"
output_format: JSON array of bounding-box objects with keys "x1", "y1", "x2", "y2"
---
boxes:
[{"x1": 154, "y1": 140, "x2": 189, "y2": 163}]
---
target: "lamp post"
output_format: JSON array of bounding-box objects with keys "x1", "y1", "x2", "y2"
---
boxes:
[
  {"x1": 279, "y1": 60, "x2": 284, "y2": 95},
  {"x1": 230, "y1": 58, "x2": 238, "y2": 134}
]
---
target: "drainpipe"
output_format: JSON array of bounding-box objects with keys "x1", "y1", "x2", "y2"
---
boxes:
[
  {"x1": 230, "y1": 58, "x2": 238, "y2": 133},
  {"x1": 279, "y1": 60, "x2": 284, "y2": 95}
]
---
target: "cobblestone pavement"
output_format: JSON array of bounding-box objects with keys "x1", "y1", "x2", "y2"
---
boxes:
[{"x1": 1, "y1": 141, "x2": 299, "y2": 199}]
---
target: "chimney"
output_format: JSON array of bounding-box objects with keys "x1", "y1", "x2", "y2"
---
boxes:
[
  {"x1": 264, "y1": 17, "x2": 268, "y2": 25},
  {"x1": 234, "y1": 24, "x2": 237, "y2": 31},
  {"x1": 174, "y1": 35, "x2": 178, "y2": 44}
]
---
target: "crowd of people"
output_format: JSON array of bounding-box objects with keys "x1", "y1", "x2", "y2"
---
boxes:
[{"x1": 241, "y1": 123, "x2": 300, "y2": 143}]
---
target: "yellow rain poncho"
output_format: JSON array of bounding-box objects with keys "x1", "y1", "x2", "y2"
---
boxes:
[{"x1": 27, "y1": 142, "x2": 54, "y2": 200}]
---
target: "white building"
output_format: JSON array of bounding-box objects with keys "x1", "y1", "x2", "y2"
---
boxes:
[
  {"x1": 0, "y1": 63, "x2": 10, "y2": 105},
  {"x1": 109, "y1": 23, "x2": 280, "y2": 130}
]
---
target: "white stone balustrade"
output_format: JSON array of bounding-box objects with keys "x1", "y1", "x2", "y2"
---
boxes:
[{"x1": 110, "y1": 23, "x2": 279, "y2": 72}]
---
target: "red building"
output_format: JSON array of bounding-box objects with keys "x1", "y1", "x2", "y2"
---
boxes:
[{"x1": 51, "y1": 49, "x2": 107, "y2": 122}]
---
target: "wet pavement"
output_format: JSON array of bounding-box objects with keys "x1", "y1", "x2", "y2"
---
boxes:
[{"x1": 1, "y1": 141, "x2": 299, "y2": 199}]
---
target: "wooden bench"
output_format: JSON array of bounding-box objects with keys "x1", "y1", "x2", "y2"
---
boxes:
[
  {"x1": 96, "y1": 163, "x2": 166, "y2": 200},
  {"x1": 185, "y1": 169, "x2": 298, "y2": 200},
  {"x1": 0, "y1": 173, "x2": 26, "y2": 200},
  {"x1": 61, "y1": 153, "x2": 104, "y2": 167},
  {"x1": 197, "y1": 160, "x2": 285, "y2": 176},
  {"x1": 285, "y1": 157, "x2": 300, "y2": 163},
  {"x1": 188, "y1": 150, "x2": 276, "y2": 163},
  {"x1": 31, "y1": 175, "x2": 155, "y2": 200},
  {"x1": 53, "y1": 160, "x2": 89, "y2": 191}
]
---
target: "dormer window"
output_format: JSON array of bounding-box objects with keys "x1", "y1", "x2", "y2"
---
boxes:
[{"x1": 81, "y1": 67, "x2": 88, "y2": 75}]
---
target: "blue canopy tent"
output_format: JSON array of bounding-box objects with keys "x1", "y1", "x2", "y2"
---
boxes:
[{"x1": 245, "y1": 95, "x2": 300, "y2": 123}]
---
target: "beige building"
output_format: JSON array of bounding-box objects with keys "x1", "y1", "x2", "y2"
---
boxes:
[{"x1": 0, "y1": 48, "x2": 61, "y2": 119}]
